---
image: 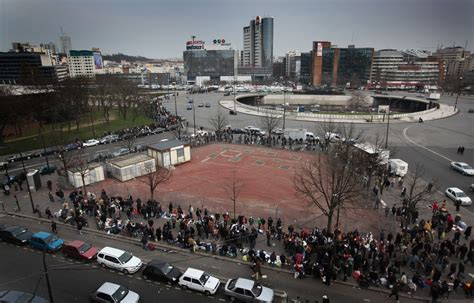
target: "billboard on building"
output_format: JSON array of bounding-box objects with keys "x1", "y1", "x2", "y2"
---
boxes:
[
  {"x1": 93, "y1": 52, "x2": 103, "y2": 69},
  {"x1": 317, "y1": 43, "x2": 323, "y2": 57},
  {"x1": 186, "y1": 40, "x2": 205, "y2": 50}
]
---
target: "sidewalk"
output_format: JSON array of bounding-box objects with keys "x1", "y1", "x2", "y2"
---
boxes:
[{"x1": 1, "y1": 169, "x2": 473, "y2": 302}]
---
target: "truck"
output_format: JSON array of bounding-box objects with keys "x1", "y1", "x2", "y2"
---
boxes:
[
  {"x1": 427, "y1": 93, "x2": 441, "y2": 100},
  {"x1": 388, "y1": 159, "x2": 408, "y2": 176},
  {"x1": 283, "y1": 128, "x2": 317, "y2": 141},
  {"x1": 353, "y1": 142, "x2": 390, "y2": 165}
]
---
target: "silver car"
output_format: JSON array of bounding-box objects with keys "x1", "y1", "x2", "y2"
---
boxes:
[
  {"x1": 450, "y1": 162, "x2": 474, "y2": 176},
  {"x1": 90, "y1": 282, "x2": 140, "y2": 303},
  {"x1": 224, "y1": 278, "x2": 274, "y2": 303}
]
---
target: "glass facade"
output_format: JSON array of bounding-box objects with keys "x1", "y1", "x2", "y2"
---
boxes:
[
  {"x1": 300, "y1": 52, "x2": 312, "y2": 85},
  {"x1": 0, "y1": 52, "x2": 59, "y2": 85},
  {"x1": 337, "y1": 48, "x2": 374, "y2": 86},
  {"x1": 261, "y1": 17, "x2": 274, "y2": 69},
  {"x1": 183, "y1": 50, "x2": 235, "y2": 81},
  {"x1": 321, "y1": 48, "x2": 336, "y2": 86}
]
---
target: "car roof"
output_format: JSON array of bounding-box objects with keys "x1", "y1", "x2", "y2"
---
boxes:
[
  {"x1": 148, "y1": 259, "x2": 166, "y2": 266},
  {"x1": 3, "y1": 225, "x2": 22, "y2": 232},
  {"x1": 448, "y1": 187, "x2": 464, "y2": 193},
  {"x1": 183, "y1": 268, "x2": 204, "y2": 278},
  {"x1": 97, "y1": 282, "x2": 120, "y2": 295},
  {"x1": 66, "y1": 240, "x2": 85, "y2": 248},
  {"x1": 453, "y1": 162, "x2": 468, "y2": 165},
  {"x1": 234, "y1": 278, "x2": 255, "y2": 289},
  {"x1": 98, "y1": 246, "x2": 126, "y2": 257},
  {"x1": 33, "y1": 231, "x2": 52, "y2": 239}
]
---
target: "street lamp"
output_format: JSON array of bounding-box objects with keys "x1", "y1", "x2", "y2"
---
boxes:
[
  {"x1": 233, "y1": 75, "x2": 237, "y2": 111},
  {"x1": 188, "y1": 97, "x2": 196, "y2": 138},
  {"x1": 384, "y1": 97, "x2": 391, "y2": 149},
  {"x1": 281, "y1": 77, "x2": 286, "y2": 130},
  {"x1": 19, "y1": 152, "x2": 35, "y2": 213},
  {"x1": 454, "y1": 76, "x2": 463, "y2": 112}
]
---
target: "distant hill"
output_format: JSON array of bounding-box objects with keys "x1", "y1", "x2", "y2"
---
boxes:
[{"x1": 102, "y1": 53, "x2": 154, "y2": 62}]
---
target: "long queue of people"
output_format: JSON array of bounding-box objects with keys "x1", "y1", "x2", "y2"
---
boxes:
[{"x1": 42, "y1": 185, "x2": 474, "y2": 302}]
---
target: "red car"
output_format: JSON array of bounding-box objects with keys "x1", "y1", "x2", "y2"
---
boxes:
[{"x1": 62, "y1": 240, "x2": 98, "y2": 261}]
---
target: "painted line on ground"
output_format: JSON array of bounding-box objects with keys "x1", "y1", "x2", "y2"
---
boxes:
[{"x1": 402, "y1": 126, "x2": 453, "y2": 163}]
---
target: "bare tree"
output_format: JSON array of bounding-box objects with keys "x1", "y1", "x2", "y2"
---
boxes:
[
  {"x1": 258, "y1": 112, "x2": 281, "y2": 144},
  {"x1": 209, "y1": 109, "x2": 229, "y2": 140},
  {"x1": 138, "y1": 163, "x2": 172, "y2": 200},
  {"x1": 294, "y1": 141, "x2": 365, "y2": 233},
  {"x1": 68, "y1": 149, "x2": 91, "y2": 194},
  {"x1": 347, "y1": 90, "x2": 368, "y2": 112},
  {"x1": 317, "y1": 120, "x2": 341, "y2": 149},
  {"x1": 120, "y1": 131, "x2": 138, "y2": 153},
  {"x1": 224, "y1": 169, "x2": 243, "y2": 220},
  {"x1": 92, "y1": 75, "x2": 115, "y2": 123},
  {"x1": 403, "y1": 163, "x2": 435, "y2": 224}
]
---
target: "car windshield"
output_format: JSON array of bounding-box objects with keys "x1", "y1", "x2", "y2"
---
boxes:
[
  {"x1": 111, "y1": 286, "x2": 129, "y2": 301},
  {"x1": 12, "y1": 228, "x2": 27, "y2": 236},
  {"x1": 251, "y1": 282, "x2": 263, "y2": 297},
  {"x1": 45, "y1": 235, "x2": 57, "y2": 244},
  {"x1": 457, "y1": 192, "x2": 467, "y2": 198},
  {"x1": 79, "y1": 243, "x2": 92, "y2": 254},
  {"x1": 160, "y1": 263, "x2": 173, "y2": 275},
  {"x1": 461, "y1": 164, "x2": 472, "y2": 169},
  {"x1": 199, "y1": 273, "x2": 210, "y2": 284},
  {"x1": 118, "y1": 252, "x2": 133, "y2": 263},
  {"x1": 228, "y1": 278, "x2": 237, "y2": 290}
]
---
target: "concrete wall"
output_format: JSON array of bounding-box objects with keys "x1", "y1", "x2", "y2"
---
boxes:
[{"x1": 263, "y1": 94, "x2": 355, "y2": 106}]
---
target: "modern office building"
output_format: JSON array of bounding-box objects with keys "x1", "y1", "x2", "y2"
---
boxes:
[
  {"x1": 370, "y1": 49, "x2": 405, "y2": 84},
  {"x1": 311, "y1": 42, "x2": 373, "y2": 87},
  {"x1": 300, "y1": 52, "x2": 312, "y2": 86},
  {"x1": 382, "y1": 62, "x2": 440, "y2": 88},
  {"x1": 0, "y1": 52, "x2": 66, "y2": 85},
  {"x1": 431, "y1": 46, "x2": 471, "y2": 80},
  {"x1": 68, "y1": 50, "x2": 102, "y2": 77},
  {"x1": 240, "y1": 16, "x2": 274, "y2": 80},
  {"x1": 272, "y1": 57, "x2": 286, "y2": 80},
  {"x1": 60, "y1": 31, "x2": 72, "y2": 55},
  {"x1": 183, "y1": 49, "x2": 237, "y2": 83},
  {"x1": 285, "y1": 51, "x2": 301, "y2": 81}
]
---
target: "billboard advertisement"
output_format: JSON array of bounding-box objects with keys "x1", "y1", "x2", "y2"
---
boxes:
[
  {"x1": 93, "y1": 52, "x2": 103, "y2": 69},
  {"x1": 316, "y1": 43, "x2": 323, "y2": 57}
]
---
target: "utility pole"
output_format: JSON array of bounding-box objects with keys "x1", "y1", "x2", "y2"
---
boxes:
[
  {"x1": 385, "y1": 98, "x2": 391, "y2": 149},
  {"x1": 41, "y1": 135, "x2": 50, "y2": 170},
  {"x1": 19, "y1": 152, "x2": 35, "y2": 213},
  {"x1": 43, "y1": 252, "x2": 54, "y2": 303},
  {"x1": 282, "y1": 78, "x2": 286, "y2": 130},
  {"x1": 192, "y1": 98, "x2": 196, "y2": 138},
  {"x1": 454, "y1": 76, "x2": 462, "y2": 112},
  {"x1": 233, "y1": 76, "x2": 236, "y2": 111}
]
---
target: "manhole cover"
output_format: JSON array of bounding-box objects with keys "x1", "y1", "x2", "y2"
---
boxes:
[
  {"x1": 279, "y1": 165, "x2": 290, "y2": 170},
  {"x1": 272, "y1": 158, "x2": 283, "y2": 163}
]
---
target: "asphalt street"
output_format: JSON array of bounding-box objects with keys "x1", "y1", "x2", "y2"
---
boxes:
[{"x1": 0, "y1": 214, "x2": 420, "y2": 303}]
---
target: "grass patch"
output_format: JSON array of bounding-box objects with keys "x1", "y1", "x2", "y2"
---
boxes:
[{"x1": 0, "y1": 110, "x2": 153, "y2": 155}]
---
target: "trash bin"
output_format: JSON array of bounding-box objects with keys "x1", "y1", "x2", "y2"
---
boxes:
[{"x1": 27, "y1": 169, "x2": 42, "y2": 192}]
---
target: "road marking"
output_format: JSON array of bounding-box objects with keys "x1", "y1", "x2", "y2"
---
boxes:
[{"x1": 402, "y1": 126, "x2": 453, "y2": 162}]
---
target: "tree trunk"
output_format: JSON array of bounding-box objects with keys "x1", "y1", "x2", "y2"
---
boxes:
[
  {"x1": 326, "y1": 209, "x2": 334, "y2": 234},
  {"x1": 81, "y1": 174, "x2": 87, "y2": 196}
]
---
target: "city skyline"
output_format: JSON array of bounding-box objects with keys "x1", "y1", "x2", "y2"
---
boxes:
[{"x1": 1, "y1": 0, "x2": 472, "y2": 59}]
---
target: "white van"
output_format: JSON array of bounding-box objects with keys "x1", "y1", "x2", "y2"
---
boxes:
[
  {"x1": 97, "y1": 246, "x2": 143, "y2": 274},
  {"x1": 388, "y1": 159, "x2": 408, "y2": 177},
  {"x1": 178, "y1": 268, "x2": 220, "y2": 295}
]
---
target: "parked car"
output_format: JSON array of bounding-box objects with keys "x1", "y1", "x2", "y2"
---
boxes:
[
  {"x1": 186, "y1": 104, "x2": 193, "y2": 110},
  {"x1": 205, "y1": 102, "x2": 211, "y2": 108},
  {"x1": 0, "y1": 225, "x2": 33, "y2": 245},
  {"x1": 188, "y1": 99, "x2": 194, "y2": 103},
  {"x1": 64, "y1": 143, "x2": 81, "y2": 151},
  {"x1": 97, "y1": 246, "x2": 143, "y2": 274},
  {"x1": 445, "y1": 187, "x2": 472, "y2": 206},
  {"x1": 62, "y1": 240, "x2": 98, "y2": 261},
  {"x1": 224, "y1": 278, "x2": 274, "y2": 303},
  {"x1": 232, "y1": 128, "x2": 247, "y2": 134},
  {"x1": 90, "y1": 282, "x2": 140, "y2": 303},
  {"x1": 468, "y1": 108, "x2": 474, "y2": 113},
  {"x1": 39, "y1": 164, "x2": 57, "y2": 175},
  {"x1": 450, "y1": 162, "x2": 474, "y2": 176},
  {"x1": 83, "y1": 139, "x2": 100, "y2": 147},
  {"x1": 272, "y1": 128, "x2": 284, "y2": 135},
  {"x1": 30, "y1": 231, "x2": 64, "y2": 252},
  {"x1": 198, "y1": 103, "x2": 204, "y2": 107},
  {"x1": 0, "y1": 290, "x2": 48, "y2": 303},
  {"x1": 178, "y1": 268, "x2": 220, "y2": 295},
  {"x1": 110, "y1": 148, "x2": 130, "y2": 158},
  {"x1": 142, "y1": 260, "x2": 182, "y2": 283},
  {"x1": 100, "y1": 134, "x2": 119, "y2": 144}
]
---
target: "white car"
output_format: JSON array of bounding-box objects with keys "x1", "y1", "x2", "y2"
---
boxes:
[
  {"x1": 445, "y1": 187, "x2": 472, "y2": 206},
  {"x1": 178, "y1": 268, "x2": 220, "y2": 295},
  {"x1": 451, "y1": 162, "x2": 474, "y2": 176},
  {"x1": 97, "y1": 247, "x2": 143, "y2": 274},
  {"x1": 90, "y1": 282, "x2": 140, "y2": 303},
  {"x1": 83, "y1": 139, "x2": 100, "y2": 147}
]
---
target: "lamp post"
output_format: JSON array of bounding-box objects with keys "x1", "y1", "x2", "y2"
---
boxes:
[
  {"x1": 384, "y1": 97, "x2": 391, "y2": 149},
  {"x1": 281, "y1": 77, "x2": 286, "y2": 130},
  {"x1": 19, "y1": 152, "x2": 35, "y2": 213},
  {"x1": 188, "y1": 97, "x2": 196, "y2": 138},
  {"x1": 454, "y1": 76, "x2": 462, "y2": 112},
  {"x1": 233, "y1": 75, "x2": 236, "y2": 111},
  {"x1": 41, "y1": 135, "x2": 50, "y2": 170}
]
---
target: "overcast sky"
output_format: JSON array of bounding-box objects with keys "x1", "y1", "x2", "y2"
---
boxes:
[{"x1": 1, "y1": 0, "x2": 472, "y2": 59}]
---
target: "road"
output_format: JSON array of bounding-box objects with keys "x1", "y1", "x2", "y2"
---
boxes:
[
  {"x1": 3, "y1": 91, "x2": 473, "y2": 213},
  {"x1": 0, "y1": 214, "x2": 420, "y2": 303}
]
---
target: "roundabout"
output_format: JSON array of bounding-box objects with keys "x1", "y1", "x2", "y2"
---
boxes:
[{"x1": 219, "y1": 92, "x2": 457, "y2": 123}]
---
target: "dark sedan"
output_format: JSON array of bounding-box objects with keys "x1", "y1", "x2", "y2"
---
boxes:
[
  {"x1": 232, "y1": 128, "x2": 247, "y2": 134},
  {"x1": 0, "y1": 225, "x2": 33, "y2": 245},
  {"x1": 142, "y1": 260, "x2": 182, "y2": 284}
]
